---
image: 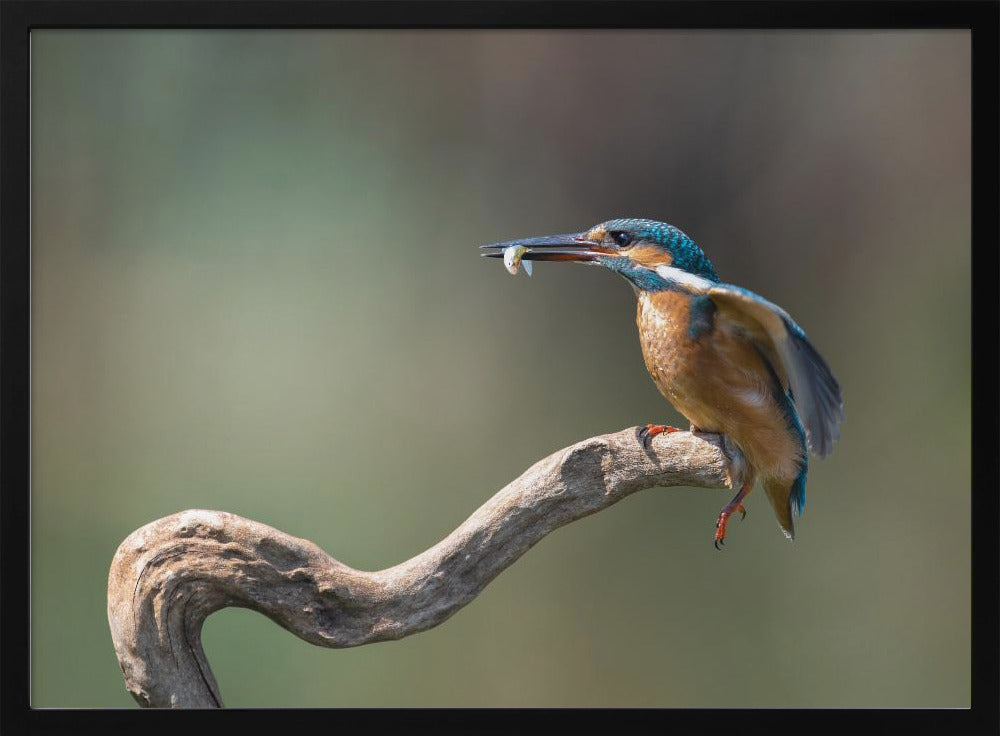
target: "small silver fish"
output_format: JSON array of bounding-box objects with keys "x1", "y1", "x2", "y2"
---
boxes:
[{"x1": 503, "y1": 244, "x2": 532, "y2": 276}]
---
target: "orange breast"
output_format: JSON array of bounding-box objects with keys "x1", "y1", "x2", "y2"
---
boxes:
[{"x1": 636, "y1": 291, "x2": 803, "y2": 482}]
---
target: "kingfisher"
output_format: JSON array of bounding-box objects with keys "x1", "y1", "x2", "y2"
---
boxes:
[{"x1": 481, "y1": 218, "x2": 843, "y2": 547}]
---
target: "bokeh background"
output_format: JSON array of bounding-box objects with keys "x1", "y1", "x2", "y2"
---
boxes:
[{"x1": 31, "y1": 30, "x2": 970, "y2": 707}]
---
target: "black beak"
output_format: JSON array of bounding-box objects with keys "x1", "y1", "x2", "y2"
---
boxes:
[{"x1": 479, "y1": 232, "x2": 610, "y2": 263}]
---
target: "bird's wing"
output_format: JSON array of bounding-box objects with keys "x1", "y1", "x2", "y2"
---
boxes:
[{"x1": 706, "y1": 283, "x2": 844, "y2": 458}]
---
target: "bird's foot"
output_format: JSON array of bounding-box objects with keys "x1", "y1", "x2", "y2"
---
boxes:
[
  {"x1": 637, "y1": 423, "x2": 682, "y2": 450},
  {"x1": 713, "y1": 496, "x2": 749, "y2": 550}
]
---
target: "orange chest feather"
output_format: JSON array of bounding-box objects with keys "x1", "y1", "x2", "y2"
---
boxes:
[{"x1": 635, "y1": 291, "x2": 707, "y2": 397}]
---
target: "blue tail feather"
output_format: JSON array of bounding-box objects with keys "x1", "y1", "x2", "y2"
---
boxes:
[{"x1": 790, "y1": 463, "x2": 807, "y2": 517}]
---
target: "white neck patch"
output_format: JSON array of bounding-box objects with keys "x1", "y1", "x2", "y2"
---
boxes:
[{"x1": 654, "y1": 265, "x2": 714, "y2": 292}]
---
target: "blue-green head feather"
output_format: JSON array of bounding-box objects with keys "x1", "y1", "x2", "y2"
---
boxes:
[{"x1": 599, "y1": 218, "x2": 720, "y2": 283}]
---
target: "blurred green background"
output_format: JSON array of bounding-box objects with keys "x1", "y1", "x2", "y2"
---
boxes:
[{"x1": 31, "y1": 30, "x2": 970, "y2": 707}]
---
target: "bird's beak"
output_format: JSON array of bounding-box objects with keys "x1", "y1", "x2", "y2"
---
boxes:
[{"x1": 479, "y1": 232, "x2": 612, "y2": 263}]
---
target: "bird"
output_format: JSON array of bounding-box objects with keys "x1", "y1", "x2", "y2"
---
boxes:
[{"x1": 481, "y1": 218, "x2": 843, "y2": 547}]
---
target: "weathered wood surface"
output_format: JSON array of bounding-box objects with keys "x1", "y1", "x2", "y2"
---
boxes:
[{"x1": 108, "y1": 427, "x2": 740, "y2": 708}]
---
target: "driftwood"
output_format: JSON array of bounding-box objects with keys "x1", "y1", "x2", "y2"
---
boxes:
[{"x1": 107, "y1": 427, "x2": 741, "y2": 708}]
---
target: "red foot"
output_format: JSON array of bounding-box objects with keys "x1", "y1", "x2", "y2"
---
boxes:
[
  {"x1": 637, "y1": 424, "x2": 681, "y2": 449},
  {"x1": 714, "y1": 487, "x2": 751, "y2": 550}
]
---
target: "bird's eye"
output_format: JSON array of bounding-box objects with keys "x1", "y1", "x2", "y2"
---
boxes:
[{"x1": 609, "y1": 231, "x2": 633, "y2": 247}]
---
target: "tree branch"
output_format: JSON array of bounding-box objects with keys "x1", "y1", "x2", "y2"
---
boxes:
[{"x1": 107, "y1": 427, "x2": 739, "y2": 708}]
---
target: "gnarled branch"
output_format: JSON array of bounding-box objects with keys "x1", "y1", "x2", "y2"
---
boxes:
[{"x1": 107, "y1": 427, "x2": 739, "y2": 708}]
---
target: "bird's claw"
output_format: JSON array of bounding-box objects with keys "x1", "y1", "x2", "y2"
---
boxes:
[
  {"x1": 637, "y1": 423, "x2": 681, "y2": 450},
  {"x1": 713, "y1": 485, "x2": 752, "y2": 549},
  {"x1": 714, "y1": 505, "x2": 746, "y2": 549}
]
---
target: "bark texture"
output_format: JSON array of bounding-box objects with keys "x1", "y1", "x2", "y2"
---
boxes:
[{"x1": 107, "y1": 427, "x2": 739, "y2": 708}]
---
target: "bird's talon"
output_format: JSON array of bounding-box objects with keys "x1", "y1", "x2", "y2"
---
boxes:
[
  {"x1": 712, "y1": 484, "x2": 751, "y2": 547},
  {"x1": 638, "y1": 424, "x2": 681, "y2": 450}
]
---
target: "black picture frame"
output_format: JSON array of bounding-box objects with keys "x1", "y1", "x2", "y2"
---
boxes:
[{"x1": 2, "y1": 2, "x2": 997, "y2": 733}]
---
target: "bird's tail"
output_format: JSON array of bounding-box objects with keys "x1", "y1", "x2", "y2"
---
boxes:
[
  {"x1": 763, "y1": 466, "x2": 807, "y2": 541},
  {"x1": 763, "y1": 477, "x2": 795, "y2": 539}
]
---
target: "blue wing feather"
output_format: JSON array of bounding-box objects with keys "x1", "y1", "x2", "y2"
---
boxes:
[{"x1": 780, "y1": 316, "x2": 844, "y2": 457}]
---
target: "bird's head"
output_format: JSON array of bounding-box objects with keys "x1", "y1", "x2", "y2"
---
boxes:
[{"x1": 481, "y1": 218, "x2": 720, "y2": 291}]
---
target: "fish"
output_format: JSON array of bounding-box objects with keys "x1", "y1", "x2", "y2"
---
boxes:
[{"x1": 503, "y1": 244, "x2": 532, "y2": 276}]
